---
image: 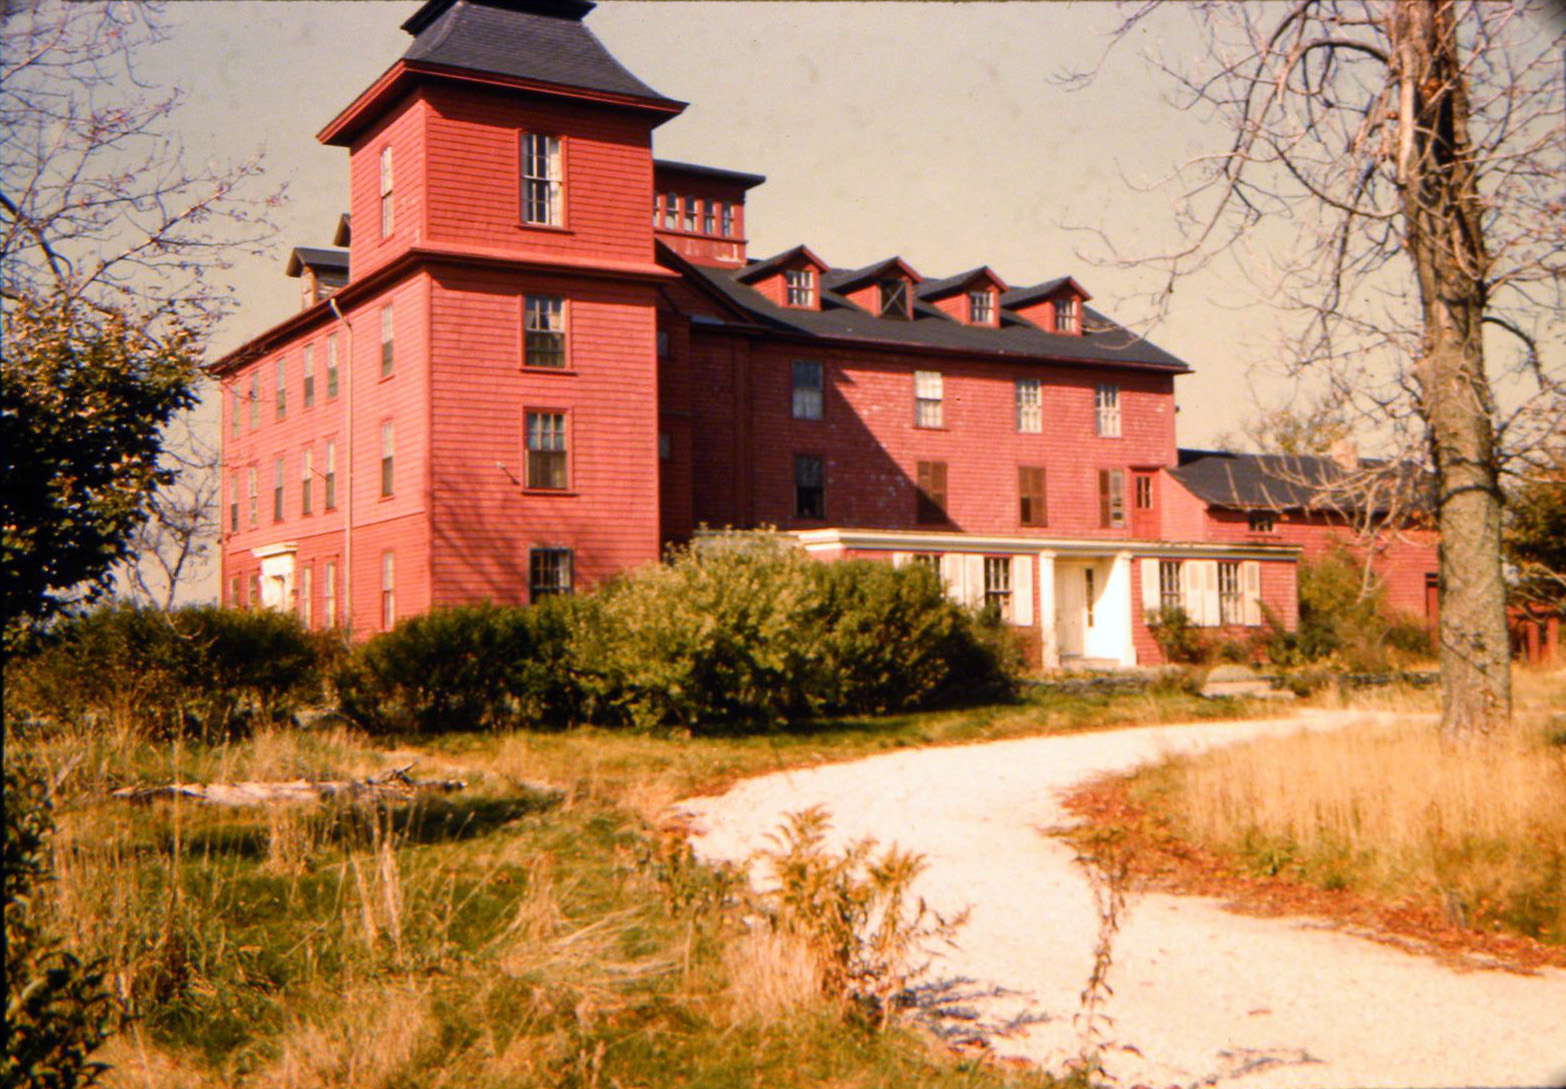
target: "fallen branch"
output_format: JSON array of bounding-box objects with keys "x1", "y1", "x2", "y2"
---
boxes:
[{"x1": 109, "y1": 763, "x2": 467, "y2": 807}]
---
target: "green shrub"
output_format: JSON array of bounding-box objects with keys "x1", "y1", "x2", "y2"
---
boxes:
[
  {"x1": 1147, "y1": 606, "x2": 1205, "y2": 664},
  {"x1": 6, "y1": 603, "x2": 330, "y2": 741},
  {"x1": 3, "y1": 764, "x2": 112, "y2": 1088},
  {"x1": 571, "y1": 536, "x2": 1010, "y2": 734},
  {"x1": 337, "y1": 600, "x2": 580, "y2": 735}
]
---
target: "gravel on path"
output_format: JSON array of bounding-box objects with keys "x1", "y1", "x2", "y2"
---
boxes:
[{"x1": 677, "y1": 711, "x2": 1566, "y2": 1089}]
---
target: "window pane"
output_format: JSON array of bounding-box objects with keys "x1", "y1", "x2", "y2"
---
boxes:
[
  {"x1": 524, "y1": 296, "x2": 566, "y2": 368},
  {"x1": 792, "y1": 360, "x2": 823, "y2": 419}
]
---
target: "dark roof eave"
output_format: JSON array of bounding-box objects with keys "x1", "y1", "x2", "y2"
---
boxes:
[{"x1": 654, "y1": 159, "x2": 767, "y2": 189}]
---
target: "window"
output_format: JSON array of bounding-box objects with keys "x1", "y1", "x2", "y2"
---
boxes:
[
  {"x1": 381, "y1": 551, "x2": 395, "y2": 630},
  {"x1": 916, "y1": 460, "x2": 947, "y2": 524},
  {"x1": 379, "y1": 146, "x2": 394, "y2": 237},
  {"x1": 1095, "y1": 384, "x2": 1121, "y2": 437},
  {"x1": 682, "y1": 194, "x2": 697, "y2": 231},
  {"x1": 911, "y1": 553, "x2": 940, "y2": 573},
  {"x1": 983, "y1": 556, "x2": 1012, "y2": 620},
  {"x1": 1158, "y1": 560, "x2": 1183, "y2": 615},
  {"x1": 524, "y1": 295, "x2": 566, "y2": 368},
  {"x1": 229, "y1": 576, "x2": 240, "y2": 606},
  {"x1": 526, "y1": 411, "x2": 568, "y2": 489},
  {"x1": 968, "y1": 289, "x2": 994, "y2": 325},
  {"x1": 785, "y1": 267, "x2": 816, "y2": 308},
  {"x1": 1016, "y1": 378, "x2": 1042, "y2": 433},
  {"x1": 1219, "y1": 561, "x2": 1243, "y2": 626},
  {"x1": 249, "y1": 573, "x2": 260, "y2": 609},
  {"x1": 380, "y1": 304, "x2": 395, "y2": 377},
  {"x1": 662, "y1": 191, "x2": 678, "y2": 230},
  {"x1": 326, "y1": 334, "x2": 340, "y2": 398},
  {"x1": 303, "y1": 344, "x2": 315, "y2": 407},
  {"x1": 324, "y1": 561, "x2": 337, "y2": 627},
  {"x1": 878, "y1": 278, "x2": 909, "y2": 319},
  {"x1": 530, "y1": 548, "x2": 573, "y2": 600},
  {"x1": 275, "y1": 359, "x2": 287, "y2": 419},
  {"x1": 301, "y1": 449, "x2": 314, "y2": 516},
  {"x1": 914, "y1": 370, "x2": 943, "y2": 428},
  {"x1": 520, "y1": 132, "x2": 562, "y2": 226},
  {"x1": 231, "y1": 388, "x2": 241, "y2": 436},
  {"x1": 792, "y1": 360, "x2": 823, "y2": 420},
  {"x1": 1085, "y1": 568, "x2": 1096, "y2": 627},
  {"x1": 324, "y1": 441, "x2": 338, "y2": 509},
  {"x1": 1056, "y1": 295, "x2": 1079, "y2": 334},
  {"x1": 300, "y1": 565, "x2": 313, "y2": 629},
  {"x1": 658, "y1": 432, "x2": 671, "y2": 460},
  {"x1": 656, "y1": 330, "x2": 669, "y2": 358},
  {"x1": 702, "y1": 199, "x2": 715, "y2": 235},
  {"x1": 249, "y1": 373, "x2": 260, "y2": 429},
  {"x1": 380, "y1": 422, "x2": 394, "y2": 498},
  {"x1": 1248, "y1": 511, "x2": 1276, "y2": 533},
  {"x1": 795, "y1": 455, "x2": 824, "y2": 519},
  {"x1": 720, "y1": 201, "x2": 734, "y2": 237},
  {"x1": 246, "y1": 467, "x2": 259, "y2": 526},
  {"x1": 1135, "y1": 474, "x2": 1154, "y2": 510},
  {"x1": 1018, "y1": 466, "x2": 1047, "y2": 526},
  {"x1": 273, "y1": 456, "x2": 285, "y2": 522},
  {"x1": 1098, "y1": 468, "x2": 1126, "y2": 528},
  {"x1": 229, "y1": 473, "x2": 240, "y2": 532}
]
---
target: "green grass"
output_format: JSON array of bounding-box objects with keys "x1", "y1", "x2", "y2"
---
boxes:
[{"x1": 12, "y1": 683, "x2": 1274, "y2": 1088}]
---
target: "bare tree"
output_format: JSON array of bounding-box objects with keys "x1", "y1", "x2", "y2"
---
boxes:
[
  {"x1": 1, "y1": 1, "x2": 279, "y2": 623},
  {"x1": 1067, "y1": 1, "x2": 1565, "y2": 735},
  {"x1": 120, "y1": 414, "x2": 220, "y2": 611}
]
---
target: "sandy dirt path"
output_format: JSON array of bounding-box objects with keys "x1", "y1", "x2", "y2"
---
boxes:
[{"x1": 678, "y1": 711, "x2": 1566, "y2": 1088}]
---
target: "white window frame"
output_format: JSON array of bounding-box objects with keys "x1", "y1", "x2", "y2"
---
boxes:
[
  {"x1": 983, "y1": 556, "x2": 1012, "y2": 620},
  {"x1": 1218, "y1": 561, "x2": 1244, "y2": 626},
  {"x1": 1158, "y1": 560, "x2": 1184, "y2": 616},
  {"x1": 381, "y1": 551, "x2": 395, "y2": 630},
  {"x1": 302, "y1": 344, "x2": 315, "y2": 407},
  {"x1": 529, "y1": 547, "x2": 573, "y2": 601},
  {"x1": 914, "y1": 370, "x2": 943, "y2": 428},
  {"x1": 301, "y1": 448, "x2": 314, "y2": 516},
  {"x1": 275, "y1": 358, "x2": 287, "y2": 419},
  {"x1": 1056, "y1": 295, "x2": 1079, "y2": 334},
  {"x1": 379, "y1": 146, "x2": 394, "y2": 238},
  {"x1": 526, "y1": 410, "x2": 569, "y2": 490},
  {"x1": 324, "y1": 561, "x2": 337, "y2": 627},
  {"x1": 246, "y1": 466, "x2": 258, "y2": 526},
  {"x1": 300, "y1": 565, "x2": 313, "y2": 629},
  {"x1": 1095, "y1": 383, "x2": 1121, "y2": 438},
  {"x1": 1016, "y1": 377, "x2": 1042, "y2": 433},
  {"x1": 273, "y1": 456, "x2": 285, "y2": 522},
  {"x1": 380, "y1": 304, "x2": 395, "y2": 377},
  {"x1": 524, "y1": 295, "x2": 567, "y2": 369},
  {"x1": 380, "y1": 422, "x2": 395, "y2": 498},
  {"x1": 324, "y1": 441, "x2": 337, "y2": 510},
  {"x1": 520, "y1": 132, "x2": 563, "y2": 227},
  {"x1": 968, "y1": 289, "x2": 994, "y2": 325},
  {"x1": 785, "y1": 267, "x2": 816, "y2": 308},
  {"x1": 326, "y1": 333, "x2": 340, "y2": 399}
]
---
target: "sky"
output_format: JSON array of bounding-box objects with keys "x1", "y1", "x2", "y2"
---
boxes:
[
  {"x1": 116, "y1": 0, "x2": 1559, "y2": 602},
  {"x1": 141, "y1": 0, "x2": 1294, "y2": 442}
]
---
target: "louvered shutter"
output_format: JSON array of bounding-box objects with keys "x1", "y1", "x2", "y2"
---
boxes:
[
  {"x1": 939, "y1": 553, "x2": 963, "y2": 601},
  {"x1": 891, "y1": 552, "x2": 911, "y2": 568},
  {"x1": 1242, "y1": 560, "x2": 1262, "y2": 626},
  {"x1": 1013, "y1": 555, "x2": 1034, "y2": 627},
  {"x1": 1141, "y1": 558, "x2": 1160, "y2": 616},
  {"x1": 964, "y1": 554, "x2": 986, "y2": 607}
]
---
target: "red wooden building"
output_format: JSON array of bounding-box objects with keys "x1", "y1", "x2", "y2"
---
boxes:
[{"x1": 212, "y1": 0, "x2": 1438, "y2": 669}]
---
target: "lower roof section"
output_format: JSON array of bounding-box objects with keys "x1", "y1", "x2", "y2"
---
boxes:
[{"x1": 776, "y1": 527, "x2": 1300, "y2": 563}]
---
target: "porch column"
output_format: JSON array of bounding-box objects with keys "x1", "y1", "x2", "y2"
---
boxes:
[
  {"x1": 1037, "y1": 550, "x2": 1058, "y2": 669},
  {"x1": 1107, "y1": 551, "x2": 1136, "y2": 667}
]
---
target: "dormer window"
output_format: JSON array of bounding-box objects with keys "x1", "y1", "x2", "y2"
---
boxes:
[
  {"x1": 1056, "y1": 295, "x2": 1080, "y2": 334},
  {"x1": 968, "y1": 289, "x2": 995, "y2": 325},
  {"x1": 878, "y1": 278, "x2": 910, "y2": 319},
  {"x1": 520, "y1": 133, "x2": 562, "y2": 226},
  {"x1": 785, "y1": 268, "x2": 816, "y2": 308}
]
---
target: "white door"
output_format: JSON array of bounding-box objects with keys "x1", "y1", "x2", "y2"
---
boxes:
[{"x1": 1056, "y1": 564, "x2": 1085, "y2": 657}]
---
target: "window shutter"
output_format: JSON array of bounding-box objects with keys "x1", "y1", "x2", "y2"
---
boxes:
[
  {"x1": 891, "y1": 552, "x2": 911, "y2": 568},
  {"x1": 964, "y1": 555, "x2": 986, "y2": 607},
  {"x1": 1184, "y1": 560, "x2": 1205, "y2": 624},
  {"x1": 1141, "y1": 558, "x2": 1160, "y2": 616},
  {"x1": 1242, "y1": 560, "x2": 1262, "y2": 626},
  {"x1": 939, "y1": 553, "x2": 963, "y2": 601},
  {"x1": 1098, "y1": 470, "x2": 1110, "y2": 527},
  {"x1": 1201, "y1": 560, "x2": 1221, "y2": 626},
  {"x1": 1013, "y1": 555, "x2": 1034, "y2": 627}
]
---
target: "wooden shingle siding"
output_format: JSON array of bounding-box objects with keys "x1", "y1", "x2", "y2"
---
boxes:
[{"x1": 348, "y1": 92, "x2": 429, "y2": 283}]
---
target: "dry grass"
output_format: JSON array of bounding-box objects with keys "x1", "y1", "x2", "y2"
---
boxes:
[
  {"x1": 1152, "y1": 710, "x2": 1566, "y2": 941},
  {"x1": 718, "y1": 924, "x2": 823, "y2": 1024},
  {"x1": 253, "y1": 985, "x2": 430, "y2": 1089}
]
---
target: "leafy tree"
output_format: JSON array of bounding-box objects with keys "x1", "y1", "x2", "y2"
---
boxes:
[
  {"x1": 1, "y1": 298, "x2": 198, "y2": 639},
  {"x1": 1069, "y1": 1, "x2": 1564, "y2": 735},
  {"x1": 1505, "y1": 448, "x2": 1566, "y2": 610},
  {"x1": 1, "y1": 2, "x2": 278, "y2": 632}
]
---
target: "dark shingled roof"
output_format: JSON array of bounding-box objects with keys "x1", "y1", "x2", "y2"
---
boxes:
[
  {"x1": 916, "y1": 266, "x2": 1007, "y2": 301},
  {"x1": 1002, "y1": 276, "x2": 1088, "y2": 308},
  {"x1": 665, "y1": 244, "x2": 1191, "y2": 373},
  {"x1": 822, "y1": 257, "x2": 924, "y2": 293},
  {"x1": 400, "y1": 0, "x2": 680, "y2": 107},
  {"x1": 285, "y1": 247, "x2": 350, "y2": 278},
  {"x1": 1170, "y1": 449, "x2": 1429, "y2": 513},
  {"x1": 654, "y1": 159, "x2": 767, "y2": 190}
]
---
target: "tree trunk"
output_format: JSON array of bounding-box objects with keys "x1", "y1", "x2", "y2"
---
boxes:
[{"x1": 1394, "y1": 1, "x2": 1511, "y2": 735}]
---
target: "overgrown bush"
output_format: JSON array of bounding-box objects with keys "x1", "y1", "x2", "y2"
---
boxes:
[
  {"x1": 6, "y1": 603, "x2": 331, "y2": 741},
  {"x1": 1147, "y1": 606, "x2": 1205, "y2": 664},
  {"x1": 3, "y1": 764, "x2": 112, "y2": 1088},
  {"x1": 337, "y1": 599, "x2": 581, "y2": 734},
  {"x1": 572, "y1": 536, "x2": 1010, "y2": 733},
  {"x1": 1270, "y1": 548, "x2": 1432, "y2": 672}
]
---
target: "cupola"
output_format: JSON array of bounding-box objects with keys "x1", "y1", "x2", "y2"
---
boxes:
[{"x1": 654, "y1": 160, "x2": 767, "y2": 268}]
